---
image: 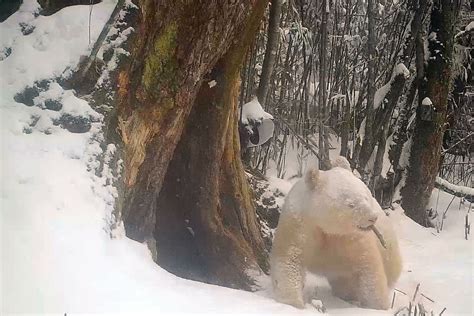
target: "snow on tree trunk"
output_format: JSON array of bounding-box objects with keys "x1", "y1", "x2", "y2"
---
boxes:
[
  {"x1": 116, "y1": 0, "x2": 268, "y2": 289},
  {"x1": 357, "y1": 65, "x2": 410, "y2": 173},
  {"x1": 401, "y1": 0, "x2": 460, "y2": 227}
]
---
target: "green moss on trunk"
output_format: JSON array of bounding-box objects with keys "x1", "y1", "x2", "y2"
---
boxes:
[{"x1": 142, "y1": 22, "x2": 178, "y2": 98}]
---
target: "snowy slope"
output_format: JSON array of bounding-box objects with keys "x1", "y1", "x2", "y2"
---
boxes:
[
  {"x1": 392, "y1": 190, "x2": 473, "y2": 315},
  {"x1": 1, "y1": 1, "x2": 473, "y2": 315}
]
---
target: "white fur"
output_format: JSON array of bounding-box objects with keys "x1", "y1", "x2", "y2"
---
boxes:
[{"x1": 270, "y1": 163, "x2": 402, "y2": 310}]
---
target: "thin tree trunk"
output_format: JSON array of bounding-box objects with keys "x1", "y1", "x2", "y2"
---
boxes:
[
  {"x1": 355, "y1": 0, "x2": 376, "y2": 171},
  {"x1": 116, "y1": 0, "x2": 268, "y2": 289},
  {"x1": 257, "y1": 0, "x2": 282, "y2": 105},
  {"x1": 388, "y1": 0, "x2": 428, "y2": 175},
  {"x1": 372, "y1": 117, "x2": 390, "y2": 196},
  {"x1": 78, "y1": 0, "x2": 126, "y2": 82},
  {"x1": 401, "y1": 0, "x2": 460, "y2": 226},
  {"x1": 339, "y1": 1, "x2": 352, "y2": 158},
  {"x1": 318, "y1": 0, "x2": 330, "y2": 170},
  {"x1": 357, "y1": 70, "x2": 408, "y2": 171}
]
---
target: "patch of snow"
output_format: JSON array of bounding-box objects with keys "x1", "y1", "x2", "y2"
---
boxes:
[
  {"x1": 378, "y1": 3, "x2": 385, "y2": 15},
  {"x1": 374, "y1": 64, "x2": 410, "y2": 110},
  {"x1": 97, "y1": 24, "x2": 135, "y2": 87},
  {"x1": 208, "y1": 79, "x2": 217, "y2": 88},
  {"x1": 398, "y1": 138, "x2": 412, "y2": 170},
  {"x1": 241, "y1": 97, "x2": 273, "y2": 125},
  {"x1": 392, "y1": 63, "x2": 410, "y2": 79},
  {"x1": 391, "y1": 190, "x2": 473, "y2": 315},
  {"x1": 268, "y1": 176, "x2": 294, "y2": 197},
  {"x1": 465, "y1": 21, "x2": 474, "y2": 32},
  {"x1": 381, "y1": 134, "x2": 393, "y2": 176},
  {"x1": 407, "y1": 111, "x2": 416, "y2": 130},
  {"x1": 330, "y1": 93, "x2": 345, "y2": 101},
  {"x1": 374, "y1": 82, "x2": 391, "y2": 109},
  {"x1": 422, "y1": 97, "x2": 432, "y2": 106},
  {"x1": 428, "y1": 32, "x2": 437, "y2": 42},
  {"x1": 358, "y1": 118, "x2": 366, "y2": 142}
]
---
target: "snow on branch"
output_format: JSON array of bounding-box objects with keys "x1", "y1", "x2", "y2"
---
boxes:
[
  {"x1": 241, "y1": 97, "x2": 273, "y2": 125},
  {"x1": 374, "y1": 63, "x2": 410, "y2": 110},
  {"x1": 435, "y1": 177, "x2": 474, "y2": 199}
]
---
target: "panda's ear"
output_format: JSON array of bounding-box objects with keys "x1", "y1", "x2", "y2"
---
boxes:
[
  {"x1": 305, "y1": 168, "x2": 321, "y2": 190},
  {"x1": 331, "y1": 156, "x2": 351, "y2": 171}
]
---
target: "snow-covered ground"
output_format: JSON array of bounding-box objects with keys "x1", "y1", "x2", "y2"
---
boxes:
[{"x1": 1, "y1": 1, "x2": 473, "y2": 314}]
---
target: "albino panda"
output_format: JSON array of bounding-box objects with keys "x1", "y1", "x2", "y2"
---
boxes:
[{"x1": 270, "y1": 157, "x2": 402, "y2": 310}]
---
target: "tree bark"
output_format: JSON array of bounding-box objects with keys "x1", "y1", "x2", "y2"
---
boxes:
[
  {"x1": 257, "y1": 0, "x2": 282, "y2": 105},
  {"x1": 117, "y1": 0, "x2": 268, "y2": 289},
  {"x1": 401, "y1": 0, "x2": 460, "y2": 226}
]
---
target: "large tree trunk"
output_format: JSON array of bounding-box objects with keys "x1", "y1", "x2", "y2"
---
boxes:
[
  {"x1": 116, "y1": 0, "x2": 268, "y2": 289},
  {"x1": 401, "y1": 0, "x2": 460, "y2": 226}
]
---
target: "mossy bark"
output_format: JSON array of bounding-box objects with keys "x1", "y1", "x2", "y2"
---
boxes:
[
  {"x1": 117, "y1": 0, "x2": 268, "y2": 289},
  {"x1": 401, "y1": 0, "x2": 460, "y2": 226}
]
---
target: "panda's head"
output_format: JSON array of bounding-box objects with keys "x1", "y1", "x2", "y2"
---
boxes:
[{"x1": 304, "y1": 159, "x2": 380, "y2": 235}]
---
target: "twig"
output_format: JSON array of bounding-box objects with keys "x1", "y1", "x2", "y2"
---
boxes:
[
  {"x1": 440, "y1": 195, "x2": 456, "y2": 231},
  {"x1": 418, "y1": 302, "x2": 427, "y2": 315},
  {"x1": 439, "y1": 307, "x2": 446, "y2": 316},
  {"x1": 88, "y1": 1, "x2": 93, "y2": 46},
  {"x1": 395, "y1": 288, "x2": 408, "y2": 296},
  {"x1": 442, "y1": 132, "x2": 473, "y2": 154},
  {"x1": 371, "y1": 225, "x2": 387, "y2": 249},
  {"x1": 412, "y1": 283, "x2": 420, "y2": 301},
  {"x1": 435, "y1": 187, "x2": 440, "y2": 213},
  {"x1": 465, "y1": 213, "x2": 470, "y2": 240},
  {"x1": 420, "y1": 293, "x2": 434, "y2": 303},
  {"x1": 79, "y1": 0, "x2": 126, "y2": 80},
  {"x1": 391, "y1": 292, "x2": 396, "y2": 309},
  {"x1": 395, "y1": 307, "x2": 409, "y2": 316},
  {"x1": 274, "y1": 116, "x2": 321, "y2": 160}
]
